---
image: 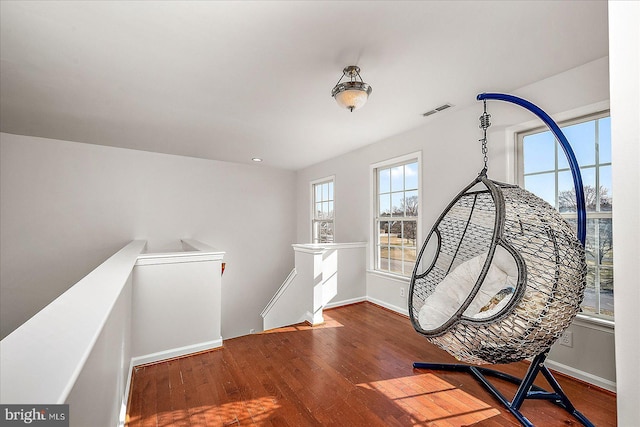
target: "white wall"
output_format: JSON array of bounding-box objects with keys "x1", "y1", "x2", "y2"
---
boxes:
[
  {"x1": 65, "y1": 275, "x2": 133, "y2": 427},
  {"x1": 609, "y1": 1, "x2": 640, "y2": 423},
  {"x1": 0, "y1": 134, "x2": 296, "y2": 339},
  {"x1": 295, "y1": 57, "x2": 614, "y2": 387},
  {"x1": 132, "y1": 255, "x2": 223, "y2": 363}
]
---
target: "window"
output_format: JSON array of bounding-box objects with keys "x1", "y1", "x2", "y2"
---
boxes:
[
  {"x1": 312, "y1": 178, "x2": 334, "y2": 243},
  {"x1": 373, "y1": 155, "x2": 420, "y2": 276},
  {"x1": 517, "y1": 112, "x2": 612, "y2": 318}
]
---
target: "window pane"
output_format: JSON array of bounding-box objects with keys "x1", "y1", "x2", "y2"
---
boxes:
[
  {"x1": 582, "y1": 266, "x2": 598, "y2": 315},
  {"x1": 391, "y1": 192, "x2": 404, "y2": 216},
  {"x1": 403, "y1": 247, "x2": 417, "y2": 275},
  {"x1": 379, "y1": 169, "x2": 390, "y2": 194},
  {"x1": 558, "y1": 167, "x2": 595, "y2": 212},
  {"x1": 598, "y1": 218, "x2": 613, "y2": 266},
  {"x1": 322, "y1": 202, "x2": 329, "y2": 218},
  {"x1": 600, "y1": 165, "x2": 612, "y2": 211},
  {"x1": 321, "y1": 183, "x2": 328, "y2": 200},
  {"x1": 405, "y1": 190, "x2": 418, "y2": 216},
  {"x1": 403, "y1": 221, "x2": 417, "y2": 246},
  {"x1": 379, "y1": 221, "x2": 389, "y2": 245},
  {"x1": 328, "y1": 182, "x2": 334, "y2": 200},
  {"x1": 585, "y1": 218, "x2": 597, "y2": 263},
  {"x1": 599, "y1": 117, "x2": 611, "y2": 164},
  {"x1": 389, "y1": 221, "x2": 402, "y2": 239},
  {"x1": 558, "y1": 170, "x2": 575, "y2": 212},
  {"x1": 327, "y1": 201, "x2": 334, "y2": 219},
  {"x1": 315, "y1": 185, "x2": 322, "y2": 202},
  {"x1": 378, "y1": 250, "x2": 390, "y2": 271},
  {"x1": 405, "y1": 162, "x2": 418, "y2": 190},
  {"x1": 320, "y1": 221, "x2": 334, "y2": 243},
  {"x1": 599, "y1": 267, "x2": 614, "y2": 317},
  {"x1": 389, "y1": 246, "x2": 402, "y2": 274},
  {"x1": 379, "y1": 194, "x2": 391, "y2": 216},
  {"x1": 523, "y1": 132, "x2": 555, "y2": 173},
  {"x1": 315, "y1": 202, "x2": 323, "y2": 219},
  {"x1": 561, "y1": 120, "x2": 596, "y2": 168},
  {"x1": 524, "y1": 173, "x2": 555, "y2": 207},
  {"x1": 391, "y1": 166, "x2": 404, "y2": 192}
]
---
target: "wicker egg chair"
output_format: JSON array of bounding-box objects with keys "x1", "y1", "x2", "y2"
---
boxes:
[{"x1": 409, "y1": 93, "x2": 593, "y2": 427}]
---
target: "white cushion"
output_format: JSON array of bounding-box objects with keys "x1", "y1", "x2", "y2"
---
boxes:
[{"x1": 418, "y1": 245, "x2": 518, "y2": 330}]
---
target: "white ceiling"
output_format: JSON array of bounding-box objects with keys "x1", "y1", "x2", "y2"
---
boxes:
[{"x1": 0, "y1": 1, "x2": 608, "y2": 170}]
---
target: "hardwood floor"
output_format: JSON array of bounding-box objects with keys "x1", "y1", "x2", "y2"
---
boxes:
[{"x1": 126, "y1": 302, "x2": 616, "y2": 426}]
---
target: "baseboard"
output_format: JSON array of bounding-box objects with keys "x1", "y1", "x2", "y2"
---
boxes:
[
  {"x1": 545, "y1": 359, "x2": 616, "y2": 393},
  {"x1": 131, "y1": 338, "x2": 223, "y2": 367},
  {"x1": 365, "y1": 296, "x2": 409, "y2": 317},
  {"x1": 324, "y1": 296, "x2": 367, "y2": 310}
]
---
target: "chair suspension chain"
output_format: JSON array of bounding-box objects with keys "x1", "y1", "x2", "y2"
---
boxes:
[{"x1": 479, "y1": 99, "x2": 491, "y2": 173}]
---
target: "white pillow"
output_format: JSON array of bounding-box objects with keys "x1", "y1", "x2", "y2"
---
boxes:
[{"x1": 418, "y1": 245, "x2": 518, "y2": 330}]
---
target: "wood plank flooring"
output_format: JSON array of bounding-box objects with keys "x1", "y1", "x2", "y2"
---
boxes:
[{"x1": 126, "y1": 302, "x2": 616, "y2": 426}]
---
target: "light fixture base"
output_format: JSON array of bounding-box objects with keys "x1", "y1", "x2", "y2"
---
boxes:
[{"x1": 343, "y1": 65, "x2": 360, "y2": 77}]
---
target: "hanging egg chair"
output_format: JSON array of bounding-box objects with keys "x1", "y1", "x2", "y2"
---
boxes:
[
  {"x1": 409, "y1": 93, "x2": 593, "y2": 427},
  {"x1": 409, "y1": 173, "x2": 587, "y2": 365}
]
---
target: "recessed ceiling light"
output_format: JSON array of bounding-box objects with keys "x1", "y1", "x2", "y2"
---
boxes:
[{"x1": 252, "y1": 158, "x2": 263, "y2": 162}]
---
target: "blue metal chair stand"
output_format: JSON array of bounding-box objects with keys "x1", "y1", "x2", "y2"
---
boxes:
[{"x1": 413, "y1": 351, "x2": 594, "y2": 426}]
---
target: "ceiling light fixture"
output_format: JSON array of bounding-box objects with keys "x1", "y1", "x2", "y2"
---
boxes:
[
  {"x1": 252, "y1": 157, "x2": 263, "y2": 162},
  {"x1": 331, "y1": 65, "x2": 372, "y2": 112}
]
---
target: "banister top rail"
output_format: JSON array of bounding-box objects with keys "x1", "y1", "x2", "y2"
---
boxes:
[
  {"x1": 0, "y1": 240, "x2": 147, "y2": 404},
  {"x1": 135, "y1": 239, "x2": 225, "y2": 266}
]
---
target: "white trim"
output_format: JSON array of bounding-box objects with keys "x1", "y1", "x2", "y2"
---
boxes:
[
  {"x1": 370, "y1": 151, "x2": 423, "y2": 170},
  {"x1": 369, "y1": 151, "x2": 423, "y2": 274},
  {"x1": 507, "y1": 100, "x2": 611, "y2": 136},
  {"x1": 261, "y1": 268, "x2": 297, "y2": 317},
  {"x1": 131, "y1": 338, "x2": 223, "y2": 367},
  {"x1": 303, "y1": 311, "x2": 324, "y2": 325},
  {"x1": 366, "y1": 296, "x2": 409, "y2": 317},
  {"x1": 136, "y1": 240, "x2": 225, "y2": 266},
  {"x1": 324, "y1": 296, "x2": 367, "y2": 310},
  {"x1": 292, "y1": 242, "x2": 367, "y2": 253},
  {"x1": 135, "y1": 252, "x2": 224, "y2": 266},
  {"x1": 545, "y1": 359, "x2": 616, "y2": 393}
]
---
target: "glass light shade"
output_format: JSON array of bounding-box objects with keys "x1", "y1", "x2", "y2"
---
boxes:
[{"x1": 332, "y1": 81, "x2": 372, "y2": 112}]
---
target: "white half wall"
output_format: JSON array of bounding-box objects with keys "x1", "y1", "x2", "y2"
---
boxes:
[
  {"x1": 0, "y1": 134, "x2": 296, "y2": 339},
  {"x1": 132, "y1": 248, "x2": 224, "y2": 364}
]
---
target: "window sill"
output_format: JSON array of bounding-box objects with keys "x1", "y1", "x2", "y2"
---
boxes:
[
  {"x1": 574, "y1": 313, "x2": 614, "y2": 332},
  {"x1": 366, "y1": 269, "x2": 411, "y2": 284}
]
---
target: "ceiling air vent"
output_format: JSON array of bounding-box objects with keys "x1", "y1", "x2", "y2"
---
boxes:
[{"x1": 422, "y1": 103, "x2": 453, "y2": 117}]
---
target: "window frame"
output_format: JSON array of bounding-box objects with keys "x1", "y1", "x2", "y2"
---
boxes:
[
  {"x1": 310, "y1": 176, "x2": 335, "y2": 244},
  {"x1": 370, "y1": 152, "x2": 422, "y2": 278},
  {"x1": 516, "y1": 110, "x2": 613, "y2": 322}
]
